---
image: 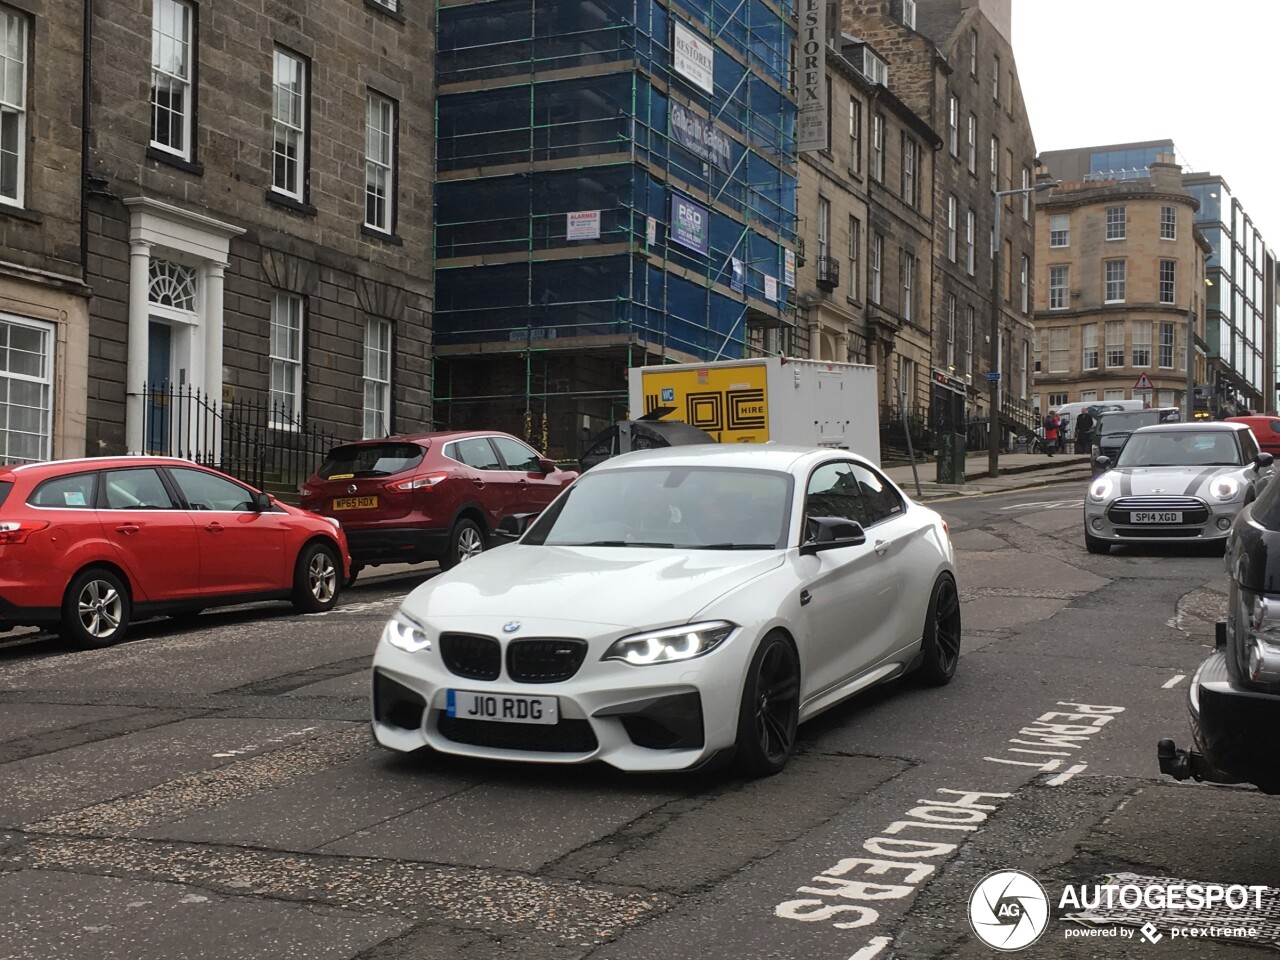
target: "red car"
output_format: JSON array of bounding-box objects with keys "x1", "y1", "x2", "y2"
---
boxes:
[
  {"x1": 0, "y1": 456, "x2": 349, "y2": 648},
  {"x1": 299, "y1": 431, "x2": 577, "y2": 579},
  {"x1": 1227, "y1": 416, "x2": 1280, "y2": 457}
]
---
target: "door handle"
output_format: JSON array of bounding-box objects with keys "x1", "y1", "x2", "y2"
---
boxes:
[
  {"x1": 874, "y1": 539, "x2": 889, "y2": 556},
  {"x1": 115, "y1": 524, "x2": 140, "y2": 535},
  {"x1": 205, "y1": 522, "x2": 224, "y2": 533},
  {"x1": 799, "y1": 589, "x2": 812, "y2": 606},
  {"x1": 472, "y1": 479, "x2": 486, "y2": 488}
]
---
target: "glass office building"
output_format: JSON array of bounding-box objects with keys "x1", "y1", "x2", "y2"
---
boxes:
[{"x1": 433, "y1": 0, "x2": 800, "y2": 454}]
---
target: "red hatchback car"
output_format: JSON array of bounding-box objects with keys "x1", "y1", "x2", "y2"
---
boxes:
[
  {"x1": 0, "y1": 456, "x2": 349, "y2": 648},
  {"x1": 299, "y1": 431, "x2": 577, "y2": 578},
  {"x1": 1227, "y1": 416, "x2": 1280, "y2": 457}
]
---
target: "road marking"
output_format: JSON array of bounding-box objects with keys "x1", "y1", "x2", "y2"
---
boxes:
[
  {"x1": 985, "y1": 702, "x2": 1124, "y2": 772},
  {"x1": 999, "y1": 499, "x2": 1084, "y2": 511},
  {"x1": 1163, "y1": 674, "x2": 1186, "y2": 689},
  {"x1": 1045, "y1": 763, "x2": 1089, "y2": 786},
  {"x1": 848, "y1": 936, "x2": 893, "y2": 959}
]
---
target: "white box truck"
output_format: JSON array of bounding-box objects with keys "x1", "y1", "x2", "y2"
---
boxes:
[{"x1": 627, "y1": 357, "x2": 881, "y2": 464}]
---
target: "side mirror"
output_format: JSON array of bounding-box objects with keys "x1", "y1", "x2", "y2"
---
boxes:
[
  {"x1": 537, "y1": 457, "x2": 556, "y2": 474},
  {"x1": 1257, "y1": 452, "x2": 1274, "y2": 469},
  {"x1": 496, "y1": 513, "x2": 539, "y2": 542},
  {"x1": 251, "y1": 491, "x2": 272, "y2": 512},
  {"x1": 1094, "y1": 455, "x2": 1112, "y2": 471},
  {"x1": 800, "y1": 516, "x2": 867, "y2": 556}
]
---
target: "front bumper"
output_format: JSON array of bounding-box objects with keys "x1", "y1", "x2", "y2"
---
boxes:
[
  {"x1": 369, "y1": 626, "x2": 748, "y2": 772},
  {"x1": 1084, "y1": 497, "x2": 1239, "y2": 544}
]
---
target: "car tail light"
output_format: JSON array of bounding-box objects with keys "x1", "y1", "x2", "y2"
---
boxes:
[
  {"x1": 299, "y1": 485, "x2": 314, "y2": 497},
  {"x1": 0, "y1": 520, "x2": 49, "y2": 545},
  {"x1": 393, "y1": 472, "x2": 447, "y2": 492}
]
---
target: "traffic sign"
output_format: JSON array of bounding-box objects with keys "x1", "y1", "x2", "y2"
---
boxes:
[
  {"x1": 986, "y1": 371, "x2": 1001, "y2": 382},
  {"x1": 1133, "y1": 372, "x2": 1154, "y2": 391}
]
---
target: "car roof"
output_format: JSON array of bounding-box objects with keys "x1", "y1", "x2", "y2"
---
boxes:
[
  {"x1": 4, "y1": 455, "x2": 208, "y2": 477},
  {"x1": 330, "y1": 430, "x2": 519, "y2": 447},
  {"x1": 1130, "y1": 422, "x2": 1246, "y2": 435},
  {"x1": 588, "y1": 443, "x2": 876, "y2": 473}
]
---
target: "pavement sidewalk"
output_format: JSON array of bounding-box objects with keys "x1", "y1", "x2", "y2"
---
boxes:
[{"x1": 883, "y1": 450, "x2": 1092, "y2": 501}]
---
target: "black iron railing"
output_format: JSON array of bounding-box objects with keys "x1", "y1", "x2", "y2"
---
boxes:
[{"x1": 140, "y1": 383, "x2": 337, "y2": 492}]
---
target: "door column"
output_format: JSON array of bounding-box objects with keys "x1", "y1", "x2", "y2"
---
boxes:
[
  {"x1": 202, "y1": 261, "x2": 228, "y2": 460},
  {"x1": 125, "y1": 241, "x2": 153, "y2": 455}
]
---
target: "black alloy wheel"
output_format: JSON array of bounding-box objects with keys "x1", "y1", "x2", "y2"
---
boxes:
[
  {"x1": 735, "y1": 632, "x2": 800, "y2": 777},
  {"x1": 916, "y1": 574, "x2": 961, "y2": 686}
]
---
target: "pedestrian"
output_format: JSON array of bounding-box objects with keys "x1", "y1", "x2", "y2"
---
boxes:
[
  {"x1": 1042, "y1": 409, "x2": 1059, "y2": 457},
  {"x1": 1074, "y1": 409, "x2": 1094, "y2": 454}
]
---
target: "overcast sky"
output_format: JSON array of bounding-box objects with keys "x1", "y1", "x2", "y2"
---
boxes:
[{"x1": 1013, "y1": 0, "x2": 1280, "y2": 247}]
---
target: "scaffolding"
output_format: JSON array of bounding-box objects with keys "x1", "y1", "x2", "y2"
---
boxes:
[{"x1": 433, "y1": 0, "x2": 800, "y2": 457}]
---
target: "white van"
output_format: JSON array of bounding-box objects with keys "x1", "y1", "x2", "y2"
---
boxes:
[{"x1": 1053, "y1": 400, "x2": 1145, "y2": 441}]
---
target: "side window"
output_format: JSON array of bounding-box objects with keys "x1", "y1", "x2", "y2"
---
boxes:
[
  {"x1": 804, "y1": 462, "x2": 868, "y2": 527},
  {"x1": 29, "y1": 473, "x2": 97, "y2": 509},
  {"x1": 1239, "y1": 430, "x2": 1259, "y2": 463},
  {"x1": 101, "y1": 469, "x2": 177, "y2": 510},
  {"x1": 851, "y1": 464, "x2": 906, "y2": 525},
  {"x1": 454, "y1": 437, "x2": 502, "y2": 470},
  {"x1": 169, "y1": 467, "x2": 256, "y2": 511},
  {"x1": 491, "y1": 436, "x2": 542, "y2": 472}
]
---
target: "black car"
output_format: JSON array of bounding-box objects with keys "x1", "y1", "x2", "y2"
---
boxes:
[
  {"x1": 1159, "y1": 477, "x2": 1280, "y2": 793},
  {"x1": 1092, "y1": 407, "x2": 1181, "y2": 472}
]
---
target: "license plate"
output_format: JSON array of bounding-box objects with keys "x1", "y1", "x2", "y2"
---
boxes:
[
  {"x1": 1132, "y1": 511, "x2": 1181, "y2": 524},
  {"x1": 333, "y1": 496, "x2": 377, "y2": 510},
  {"x1": 447, "y1": 690, "x2": 558, "y2": 725}
]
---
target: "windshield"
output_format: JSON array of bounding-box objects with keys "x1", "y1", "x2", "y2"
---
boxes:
[
  {"x1": 319, "y1": 442, "x2": 425, "y2": 479},
  {"x1": 1099, "y1": 412, "x2": 1157, "y2": 436},
  {"x1": 1115, "y1": 431, "x2": 1242, "y2": 468},
  {"x1": 523, "y1": 465, "x2": 794, "y2": 550}
]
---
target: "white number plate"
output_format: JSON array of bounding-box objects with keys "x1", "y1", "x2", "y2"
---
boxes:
[
  {"x1": 446, "y1": 689, "x2": 558, "y2": 725},
  {"x1": 1131, "y1": 511, "x2": 1182, "y2": 524}
]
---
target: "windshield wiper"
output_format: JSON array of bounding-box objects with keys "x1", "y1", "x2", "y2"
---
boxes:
[
  {"x1": 559, "y1": 540, "x2": 676, "y2": 548},
  {"x1": 699, "y1": 543, "x2": 777, "y2": 550}
]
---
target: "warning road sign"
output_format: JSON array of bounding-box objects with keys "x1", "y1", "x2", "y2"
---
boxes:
[{"x1": 1133, "y1": 372, "x2": 1154, "y2": 391}]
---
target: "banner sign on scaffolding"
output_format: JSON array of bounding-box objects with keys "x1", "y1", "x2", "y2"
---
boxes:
[
  {"x1": 670, "y1": 193, "x2": 710, "y2": 256},
  {"x1": 784, "y1": 249, "x2": 796, "y2": 287},
  {"x1": 566, "y1": 210, "x2": 600, "y2": 240},
  {"x1": 646, "y1": 216, "x2": 657, "y2": 247},
  {"x1": 670, "y1": 101, "x2": 732, "y2": 172},
  {"x1": 765, "y1": 275, "x2": 778, "y2": 302},
  {"x1": 673, "y1": 21, "x2": 715, "y2": 96},
  {"x1": 796, "y1": 0, "x2": 828, "y2": 152},
  {"x1": 731, "y1": 257, "x2": 745, "y2": 293}
]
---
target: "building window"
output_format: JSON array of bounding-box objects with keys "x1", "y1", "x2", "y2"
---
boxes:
[
  {"x1": 269, "y1": 293, "x2": 303, "y2": 428},
  {"x1": 1020, "y1": 255, "x2": 1029, "y2": 313},
  {"x1": 1105, "y1": 259, "x2": 1126, "y2": 303},
  {"x1": 902, "y1": 0, "x2": 916, "y2": 29},
  {"x1": 901, "y1": 135, "x2": 918, "y2": 206},
  {"x1": 1049, "y1": 214, "x2": 1069, "y2": 247},
  {"x1": 365, "y1": 91, "x2": 396, "y2": 233},
  {"x1": 945, "y1": 294, "x2": 956, "y2": 368},
  {"x1": 1105, "y1": 320, "x2": 1125, "y2": 368},
  {"x1": 1048, "y1": 392, "x2": 1069, "y2": 408},
  {"x1": 1049, "y1": 327, "x2": 1068, "y2": 374},
  {"x1": 0, "y1": 314, "x2": 52, "y2": 463},
  {"x1": 817, "y1": 196, "x2": 830, "y2": 260},
  {"x1": 848, "y1": 98, "x2": 861, "y2": 174},
  {"x1": 368, "y1": 0, "x2": 398, "y2": 9},
  {"x1": 948, "y1": 94, "x2": 959, "y2": 157},
  {"x1": 1161, "y1": 205, "x2": 1177, "y2": 241},
  {"x1": 965, "y1": 208, "x2": 975, "y2": 276},
  {"x1": 1082, "y1": 322, "x2": 1098, "y2": 371},
  {"x1": 870, "y1": 233, "x2": 883, "y2": 303},
  {"x1": 1080, "y1": 390, "x2": 1097, "y2": 402},
  {"x1": 1105, "y1": 205, "x2": 1126, "y2": 241},
  {"x1": 862, "y1": 49, "x2": 888, "y2": 87},
  {"x1": 148, "y1": 259, "x2": 197, "y2": 310},
  {"x1": 871, "y1": 113, "x2": 884, "y2": 182},
  {"x1": 1049, "y1": 265, "x2": 1068, "y2": 310},
  {"x1": 848, "y1": 216, "x2": 860, "y2": 300},
  {"x1": 969, "y1": 29, "x2": 978, "y2": 76},
  {"x1": 992, "y1": 54, "x2": 1000, "y2": 102},
  {"x1": 989, "y1": 136, "x2": 999, "y2": 191},
  {"x1": 901, "y1": 250, "x2": 915, "y2": 321},
  {"x1": 0, "y1": 6, "x2": 26, "y2": 206},
  {"x1": 363, "y1": 319, "x2": 392, "y2": 439},
  {"x1": 1159, "y1": 259, "x2": 1176, "y2": 304},
  {"x1": 1132, "y1": 320, "x2": 1152, "y2": 367},
  {"x1": 964, "y1": 305, "x2": 974, "y2": 379},
  {"x1": 966, "y1": 113, "x2": 976, "y2": 174},
  {"x1": 271, "y1": 49, "x2": 307, "y2": 200},
  {"x1": 1021, "y1": 166, "x2": 1031, "y2": 220},
  {"x1": 1005, "y1": 147, "x2": 1013, "y2": 193},
  {"x1": 1159, "y1": 321, "x2": 1175, "y2": 368},
  {"x1": 1003, "y1": 240, "x2": 1013, "y2": 300},
  {"x1": 946, "y1": 195, "x2": 957, "y2": 261},
  {"x1": 1103, "y1": 388, "x2": 1125, "y2": 401},
  {"x1": 150, "y1": 0, "x2": 194, "y2": 160}
]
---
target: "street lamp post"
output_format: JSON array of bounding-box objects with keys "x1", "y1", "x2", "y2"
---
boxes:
[{"x1": 988, "y1": 180, "x2": 1059, "y2": 478}]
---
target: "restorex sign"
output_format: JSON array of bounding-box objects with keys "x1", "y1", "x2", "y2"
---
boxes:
[
  {"x1": 796, "y1": 0, "x2": 827, "y2": 152},
  {"x1": 672, "y1": 21, "x2": 714, "y2": 95}
]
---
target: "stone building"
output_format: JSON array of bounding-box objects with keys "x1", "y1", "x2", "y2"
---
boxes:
[
  {"x1": 1032, "y1": 158, "x2": 1210, "y2": 413},
  {"x1": 843, "y1": 0, "x2": 1039, "y2": 443},
  {"x1": 82, "y1": 0, "x2": 434, "y2": 463},
  {"x1": 795, "y1": 35, "x2": 940, "y2": 419},
  {"x1": 0, "y1": 1, "x2": 91, "y2": 462}
]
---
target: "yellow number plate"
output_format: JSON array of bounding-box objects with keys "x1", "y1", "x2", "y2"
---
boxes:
[{"x1": 333, "y1": 496, "x2": 377, "y2": 510}]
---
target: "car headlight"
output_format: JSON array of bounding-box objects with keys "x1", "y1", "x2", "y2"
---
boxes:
[
  {"x1": 1209, "y1": 476, "x2": 1241, "y2": 502},
  {"x1": 602, "y1": 621, "x2": 736, "y2": 665},
  {"x1": 1088, "y1": 475, "x2": 1114, "y2": 503},
  {"x1": 383, "y1": 610, "x2": 431, "y2": 653}
]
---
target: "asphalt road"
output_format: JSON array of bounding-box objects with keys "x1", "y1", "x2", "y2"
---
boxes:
[{"x1": 1, "y1": 480, "x2": 1275, "y2": 960}]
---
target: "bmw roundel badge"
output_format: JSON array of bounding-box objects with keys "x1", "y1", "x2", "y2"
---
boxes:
[{"x1": 503, "y1": 621, "x2": 520, "y2": 634}]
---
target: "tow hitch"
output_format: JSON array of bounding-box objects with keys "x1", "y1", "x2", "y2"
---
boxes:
[{"x1": 1157, "y1": 739, "x2": 1244, "y2": 785}]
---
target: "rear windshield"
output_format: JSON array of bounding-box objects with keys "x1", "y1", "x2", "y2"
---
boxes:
[
  {"x1": 1099, "y1": 412, "x2": 1157, "y2": 435},
  {"x1": 0, "y1": 480, "x2": 10, "y2": 509},
  {"x1": 319, "y1": 442, "x2": 425, "y2": 479}
]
